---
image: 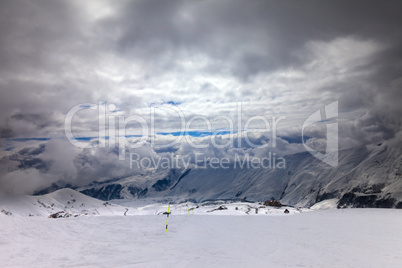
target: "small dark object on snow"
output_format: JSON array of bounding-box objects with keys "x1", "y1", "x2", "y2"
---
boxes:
[
  {"x1": 284, "y1": 209, "x2": 290, "y2": 214},
  {"x1": 208, "y1": 205, "x2": 228, "y2": 212},
  {"x1": 48, "y1": 211, "x2": 65, "y2": 218},
  {"x1": 1, "y1": 209, "x2": 12, "y2": 216},
  {"x1": 263, "y1": 200, "x2": 283, "y2": 207}
]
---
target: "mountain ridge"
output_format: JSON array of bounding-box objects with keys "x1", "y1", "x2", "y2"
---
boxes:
[{"x1": 70, "y1": 142, "x2": 402, "y2": 208}]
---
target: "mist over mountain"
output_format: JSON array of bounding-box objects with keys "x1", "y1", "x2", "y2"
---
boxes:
[
  {"x1": 1, "y1": 0, "x2": 401, "y2": 208},
  {"x1": 74, "y1": 141, "x2": 401, "y2": 208}
]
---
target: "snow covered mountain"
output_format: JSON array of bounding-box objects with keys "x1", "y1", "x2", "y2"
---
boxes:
[
  {"x1": 0, "y1": 187, "x2": 307, "y2": 217},
  {"x1": 76, "y1": 141, "x2": 402, "y2": 208},
  {"x1": 0, "y1": 188, "x2": 129, "y2": 217}
]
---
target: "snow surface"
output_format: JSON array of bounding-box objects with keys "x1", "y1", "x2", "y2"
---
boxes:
[
  {"x1": 1, "y1": 190, "x2": 402, "y2": 267},
  {"x1": 1, "y1": 210, "x2": 402, "y2": 267}
]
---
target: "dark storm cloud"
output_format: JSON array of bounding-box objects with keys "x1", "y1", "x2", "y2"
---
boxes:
[
  {"x1": 11, "y1": 113, "x2": 61, "y2": 129},
  {"x1": 0, "y1": 0, "x2": 85, "y2": 75},
  {"x1": 0, "y1": 127, "x2": 13, "y2": 139},
  {"x1": 102, "y1": 0, "x2": 402, "y2": 145},
  {"x1": 18, "y1": 143, "x2": 46, "y2": 156},
  {"x1": 1, "y1": 0, "x2": 401, "y2": 139},
  {"x1": 0, "y1": 0, "x2": 116, "y2": 139},
  {"x1": 108, "y1": 0, "x2": 402, "y2": 78}
]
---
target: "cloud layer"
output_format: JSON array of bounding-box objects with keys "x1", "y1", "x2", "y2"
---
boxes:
[{"x1": 1, "y1": 0, "x2": 401, "y2": 193}]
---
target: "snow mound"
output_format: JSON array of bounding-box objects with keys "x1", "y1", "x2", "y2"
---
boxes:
[
  {"x1": 311, "y1": 198, "x2": 339, "y2": 210},
  {"x1": 0, "y1": 188, "x2": 129, "y2": 217}
]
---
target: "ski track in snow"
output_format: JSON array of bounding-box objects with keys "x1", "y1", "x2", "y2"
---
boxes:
[{"x1": 1, "y1": 209, "x2": 402, "y2": 267}]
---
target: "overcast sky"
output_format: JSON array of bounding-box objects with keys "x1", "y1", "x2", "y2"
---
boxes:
[{"x1": 1, "y1": 0, "x2": 401, "y2": 193}]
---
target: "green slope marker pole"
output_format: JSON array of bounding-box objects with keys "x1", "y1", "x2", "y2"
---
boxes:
[
  {"x1": 187, "y1": 203, "x2": 190, "y2": 215},
  {"x1": 165, "y1": 205, "x2": 170, "y2": 232}
]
